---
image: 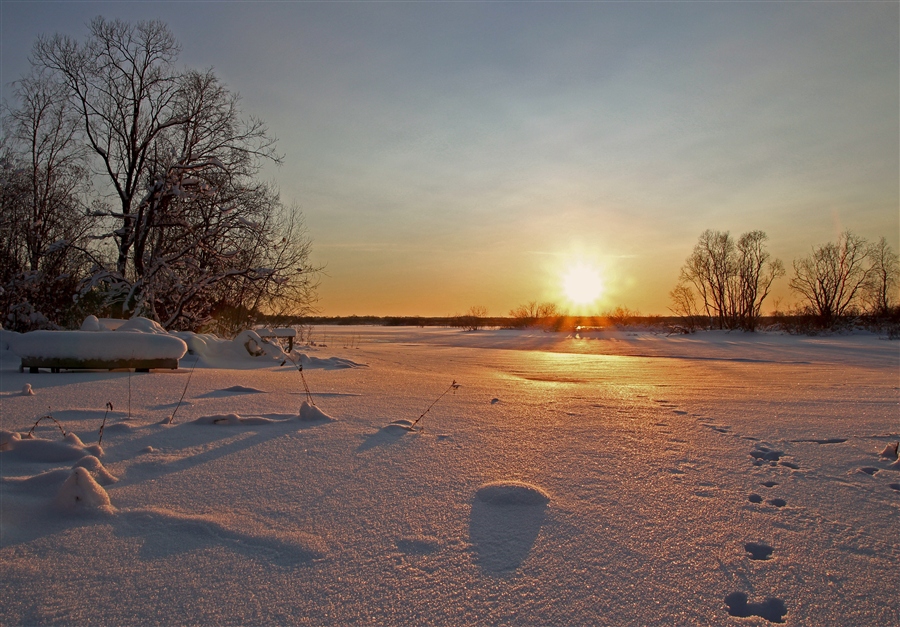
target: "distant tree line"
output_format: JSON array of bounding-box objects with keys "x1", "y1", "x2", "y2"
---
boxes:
[
  {"x1": 670, "y1": 229, "x2": 898, "y2": 332},
  {"x1": 495, "y1": 229, "x2": 897, "y2": 335},
  {"x1": 1, "y1": 17, "x2": 318, "y2": 334}
]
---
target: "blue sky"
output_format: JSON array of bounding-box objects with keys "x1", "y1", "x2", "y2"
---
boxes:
[{"x1": 2, "y1": 1, "x2": 897, "y2": 316}]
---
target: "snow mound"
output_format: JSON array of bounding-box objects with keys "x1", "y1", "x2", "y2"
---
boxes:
[
  {"x1": 383, "y1": 419, "x2": 415, "y2": 432},
  {"x1": 73, "y1": 455, "x2": 118, "y2": 485},
  {"x1": 6, "y1": 468, "x2": 71, "y2": 494},
  {"x1": 103, "y1": 423, "x2": 134, "y2": 434},
  {"x1": 192, "y1": 405, "x2": 336, "y2": 425},
  {"x1": 117, "y1": 317, "x2": 170, "y2": 334},
  {"x1": 0, "y1": 327, "x2": 15, "y2": 351},
  {"x1": 198, "y1": 385, "x2": 268, "y2": 398},
  {"x1": 174, "y1": 331, "x2": 286, "y2": 367},
  {"x1": 299, "y1": 401, "x2": 335, "y2": 422},
  {"x1": 1, "y1": 431, "x2": 102, "y2": 462},
  {"x1": 169, "y1": 331, "x2": 367, "y2": 370},
  {"x1": 54, "y1": 467, "x2": 113, "y2": 513},
  {"x1": 192, "y1": 413, "x2": 280, "y2": 426},
  {"x1": 21, "y1": 384, "x2": 34, "y2": 396},
  {"x1": 80, "y1": 315, "x2": 103, "y2": 331},
  {"x1": 8, "y1": 329, "x2": 187, "y2": 362},
  {"x1": 0, "y1": 430, "x2": 18, "y2": 450},
  {"x1": 223, "y1": 385, "x2": 266, "y2": 394},
  {"x1": 298, "y1": 353, "x2": 367, "y2": 370},
  {"x1": 879, "y1": 442, "x2": 898, "y2": 459},
  {"x1": 475, "y1": 481, "x2": 551, "y2": 506},
  {"x1": 235, "y1": 329, "x2": 288, "y2": 359}
]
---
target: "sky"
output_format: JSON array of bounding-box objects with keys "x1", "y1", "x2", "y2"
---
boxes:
[{"x1": 2, "y1": 1, "x2": 898, "y2": 317}]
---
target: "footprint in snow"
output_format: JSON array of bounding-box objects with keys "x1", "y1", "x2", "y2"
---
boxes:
[
  {"x1": 750, "y1": 446, "x2": 783, "y2": 463},
  {"x1": 396, "y1": 536, "x2": 440, "y2": 555},
  {"x1": 761, "y1": 481, "x2": 779, "y2": 488},
  {"x1": 469, "y1": 481, "x2": 550, "y2": 574},
  {"x1": 724, "y1": 592, "x2": 787, "y2": 623},
  {"x1": 889, "y1": 483, "x2": 900, "y2": 491},
  {"x1": 745, "y1": 542, "x2": 774, "y2": 561},
  {"x1": 768, "y1": 498, "x2": 787, "y2": 508},
  {"x1": 858, "y1": 467, "x2": 879, "y2": 476}
]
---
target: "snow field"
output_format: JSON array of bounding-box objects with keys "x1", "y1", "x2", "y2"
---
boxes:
[{"x1": 1, "y1": 326, "x2": 898, "y2": 625}]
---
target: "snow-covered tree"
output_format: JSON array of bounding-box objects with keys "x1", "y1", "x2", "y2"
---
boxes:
[
  {"x1": 28, "y1": 17, "x2": 317, "y2": 330},
  {"x1": 0, "y1": 69, "x2": 93, "y2": 331}
]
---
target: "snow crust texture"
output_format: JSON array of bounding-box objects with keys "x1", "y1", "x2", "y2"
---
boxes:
[
  {"x1": 474, "y1": 481, "x2": 551, "y2": 506},
  {"x1": 1, "y1": 326, "x2": 898, "y2": 626}
]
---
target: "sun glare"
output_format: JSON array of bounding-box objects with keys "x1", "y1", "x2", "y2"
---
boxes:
[{"x1": 562, "y1": 262, "x2": 604, "y2": 305}]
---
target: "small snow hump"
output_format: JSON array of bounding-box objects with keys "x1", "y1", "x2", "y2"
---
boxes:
[
  {"x1": 475, "y1": 481, "x2": 551, "y2": 506},
  {"x1": 879, "y1": 441, "x2": 899, "y2": 460},
  {"x1": 73, "y1": 455, "x2": 118, "y2": 485},
  {"x1": 54, "y1": 467, "x2": 113, "y2": 513},
  {"x1": 299, "y1": 400, "x2": 335, "y2": 422}
]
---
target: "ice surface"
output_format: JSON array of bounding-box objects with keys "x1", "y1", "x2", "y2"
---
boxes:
[{"x1": 0, "y1": 326, "x2": 897, "y2": 625}]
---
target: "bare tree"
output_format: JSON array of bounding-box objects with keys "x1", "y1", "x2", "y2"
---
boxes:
[
  {"x1": 508, "y1": 301, "x2": 560, "y2": 328},
  {"x1": 734, "y1": 231, "x2": 785, "y2": 331},
  {"x1": 0, "y1": 69, "x2": 92, "y2": 330},
  {"x1": 861, "y1": 237, "x2": 898, "y2": 317},
  {"x1": 789, "y1": 231, "x2": 873, "y2": 327},
  {"x1": 603, "y1": 305, "x2": 641, "y2": 328},
  {"x1": 678, "y1": 229, "x2": 782, "y2": 331},
  {"x1": 457, "y1": 305, "x2": 488, "y2": 331},
  {"x1": 680, "y1": 230, "x2": 733, "y2": 328},
  {"x1": 28, "y1": 17, "x2": 313, "y2": 330},
  {"x1": 32, "y1": 17, "x2": 185, "y2": 286}
]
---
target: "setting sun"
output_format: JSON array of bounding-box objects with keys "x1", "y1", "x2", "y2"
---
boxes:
[{"x1": 562, "y1": 262, "x2": 604, "y2": 305}]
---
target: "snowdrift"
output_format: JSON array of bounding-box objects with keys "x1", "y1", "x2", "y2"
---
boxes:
[{"x1": 8, "y1": 330, "x2": 187, "y2": 363}]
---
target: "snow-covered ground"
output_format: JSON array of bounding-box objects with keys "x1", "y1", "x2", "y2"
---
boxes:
[{"x1": 1, "y1": 324, "x2": 898, "y2": 626}]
